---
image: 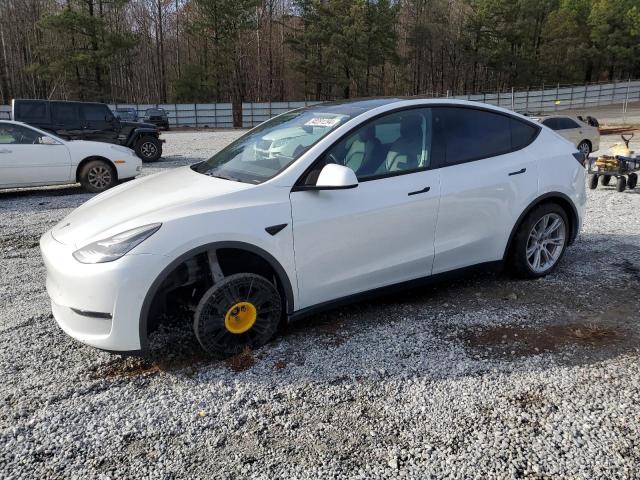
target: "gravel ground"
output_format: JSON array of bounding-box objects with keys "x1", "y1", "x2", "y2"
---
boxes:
[{"x1": 1, "y1": 131, "x2": 639, "y2": 479}]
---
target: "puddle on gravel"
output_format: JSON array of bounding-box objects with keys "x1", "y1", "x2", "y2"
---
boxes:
[{"x1": 460, "y1": 322, "x2": 622, "y2": 357}]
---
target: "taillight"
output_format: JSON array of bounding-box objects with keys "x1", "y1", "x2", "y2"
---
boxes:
[{"x1": 572, "y1": 152, "x2": 586, "y2": 167}]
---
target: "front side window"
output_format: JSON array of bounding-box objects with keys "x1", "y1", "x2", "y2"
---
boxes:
[
  {"x1": 0, "y1": 124, "x2": 42, "y2": 144},
  {"x1": 83, "y1": 104, "x2": 110, "y2": 122},
  {"x1": 192, "y1": 108, "x2": 353, "y2": 184},
  {"x1": 436, "y1": 107, "x2": 511, "y2": 165},
  {"x1": 306, "y1": 109, "x2": 432, "y2": 182}
]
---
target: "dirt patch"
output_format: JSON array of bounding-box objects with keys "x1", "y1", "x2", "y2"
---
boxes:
[
  {"x1": 225, "y1": 348, "x2": 255, "y2": 372},
  {"x1": 460, "y1": 322, "x2": 622, "y2": 358},
  {"x1": 96, "y1": 358, "x2": 161, "y2": 379},
  {"x1": 90, "y1": 348, "x2": 212, "y2": 380}
]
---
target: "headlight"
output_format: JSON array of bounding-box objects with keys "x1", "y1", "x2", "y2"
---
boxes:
[
  {"x1": 72, "y1": 223, "x2": 161, "y2": 264},
  {"x1": 272, "y1": 137, "x2": 295, "y2": 148}
]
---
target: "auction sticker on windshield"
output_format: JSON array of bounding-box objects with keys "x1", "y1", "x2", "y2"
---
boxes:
[{"x1": 304, "y1": 117, "x2": 343, "y2": 128}]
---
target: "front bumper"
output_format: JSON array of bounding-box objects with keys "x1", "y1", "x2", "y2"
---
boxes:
[
  {"x1": 40, "y1": 231, "x2": 164, "y2": 352},
  {"x1": 115, "y1": 157, "x2": 143, "y2": 180}
]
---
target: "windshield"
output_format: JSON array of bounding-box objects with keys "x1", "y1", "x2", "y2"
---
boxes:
[{"x1": 192, "y1": 108, "x2": 352, "y2": 184}]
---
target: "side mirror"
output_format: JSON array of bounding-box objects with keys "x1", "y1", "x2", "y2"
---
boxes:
[
  {"x1": 307, "y1": 164, "x2": 358, "y2": 190},
  {"x1": 105, "y1": 114, "x2": 116, "y2": 122},
  {"x1": 39, "y1": 136, "x2": 60, "y2": 145}
]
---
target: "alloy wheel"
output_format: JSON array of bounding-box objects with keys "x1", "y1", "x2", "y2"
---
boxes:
[
  {"x1": 87, "y1": 165, "x2": 112, "y2": 189},
  {"x1": 141, "y1": 142, "x2": 157, "y2": 158},
  {"x1": 578, "y1": 142, "x2": 590, "y2": 155},
  {"x1": 526, "y1": 213, "x2": 566, "y2": 273}
]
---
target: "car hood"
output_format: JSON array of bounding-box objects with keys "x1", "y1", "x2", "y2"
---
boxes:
[
  {"x1": 51, "y1": 166, "x2": 252, "y2": 247},
  {"x1": 121, "y1": 120, "x2": 157, "y2": 129},
  {"x1": 65, "y1": 140, "x2": 134, "y2": 156}
]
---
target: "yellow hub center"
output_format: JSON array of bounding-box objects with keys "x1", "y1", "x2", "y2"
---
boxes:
[{"x1": 224, "y1": 302, "x2": 257, "y2": 334}]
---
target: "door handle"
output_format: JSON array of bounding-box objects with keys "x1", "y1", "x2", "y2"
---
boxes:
[
  {"x1": 508, "y1": 168, "x2": 526, "y2": 176},
  {"x1": 0, "y1": 149, "x2": 12, "y2": 154},
  {"x1": 408, "y1": 186, "x2": 431, "y2": 196}
]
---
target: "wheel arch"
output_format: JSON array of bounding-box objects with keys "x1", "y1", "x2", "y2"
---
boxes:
[
  {"x1": 503, "y1": 192, "x2": 579, "y2": 261},
  {"x1": 138, "y1": 241, "x2": 295, "y2": 351},
  {"x1": 75, "y1": 156, "x2": 118, "y2": 182}
]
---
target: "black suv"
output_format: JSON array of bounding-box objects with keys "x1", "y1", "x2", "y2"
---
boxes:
[
  {"x1": 143, "y1": 108, "x2": 170, "y2": 130},
  {"x1": 12, "y1": 99, "x2": 163, "y2": 162}
]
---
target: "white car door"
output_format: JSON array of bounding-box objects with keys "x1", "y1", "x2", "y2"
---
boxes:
[
  {"x1": 556, "y1": 117, "x2": 582, "y2": 145},
  {"x1": 0, "y1": 123, "x2": 71, "y2": 187},
  {"x1": 290, "y1": 108, "x2": 441, "y2": 309},
  {"x1": 431, "y1": 107, "x2": 540, "y2": 274}
]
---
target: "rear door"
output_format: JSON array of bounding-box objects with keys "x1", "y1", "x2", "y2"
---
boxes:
[
  {"x1": 50, "y1": 102, "x2": 84, "y2": 140},
  {"x1": 290, "y1": 108, "x2": 441, "y2": 309},
  {"x1": 80, "y1": 103, "x2": 119, "y2": 143},
  {"x1": 431, "y1": 107, "x2": 540, "y2": 273},
  {"x1": 555, "y1": 117, "x2": 582, "y2": 145},
  {"x1": 0, "y1": 123, "x2": 71, "y2": 187}
]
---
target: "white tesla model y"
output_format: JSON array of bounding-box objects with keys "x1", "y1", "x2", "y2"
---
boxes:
[{"x1": 40, "y1": 99, "x2": 586, "y2": 356}]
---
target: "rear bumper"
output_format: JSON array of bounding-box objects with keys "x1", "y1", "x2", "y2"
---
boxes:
[{"x1": 40, "y1": 231, "x2": 164, "y2": 352}]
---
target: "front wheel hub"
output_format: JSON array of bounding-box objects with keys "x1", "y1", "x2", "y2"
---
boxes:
[{"x1": 224, "y1": 302, "x2": 257, "y2": 334}]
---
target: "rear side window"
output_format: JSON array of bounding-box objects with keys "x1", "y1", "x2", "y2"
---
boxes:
[
  {"x1": 435, "y1": 107, "x2": 511, "y2": 165},
  {"x1": 51, "y1": 103, "x2": 80, "y2": 124},
  {"x1": 510, "y1": 118, "x2": 538, "y2": 150},
  {"x1": 557, "y1": 118, "x2": 580, "y2": 130},
  {"x1": 14, "y1": 101, "x2": 48, "y2": 123}
]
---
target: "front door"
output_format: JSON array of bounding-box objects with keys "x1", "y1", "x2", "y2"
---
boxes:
[
  {"x1": 290, "y1": 108, "x2": 441, "y2": 310},
  {"x1": 80, "y1": 104, "x2": 120, "y2": 143}
]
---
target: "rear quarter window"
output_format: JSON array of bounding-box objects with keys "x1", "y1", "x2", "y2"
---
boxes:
[
  {"x1": 15, "y1": 101, "x2": 48, "y2": 123},
  {"x1": 510, "y1": 118, "x2": 538, "y2": 150}
]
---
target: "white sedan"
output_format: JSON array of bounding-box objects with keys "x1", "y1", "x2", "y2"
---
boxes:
[
  {"x1": 0, "y1": 120, "x2": 141, "y2": 192},
  {"x1": 41, "y1": 99, "x2": 586, "y2": 357},
  {"x1": 536, "y1": 115, "x2": 600, "y2": 156}
]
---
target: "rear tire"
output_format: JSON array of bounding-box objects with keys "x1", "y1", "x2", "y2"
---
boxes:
[
  {"x1": 134, "y1": 136, "x2": 162, "y2": 162},
  {"x1": 617, "y1": 176, "x2": 627, "y2": 192},
  {"x1": 600, "y1": 175, "x2": 611, "y2": 186},
  {"x1": 509, "y1": 203, "x2": 569, "y2": 279},
  {"x1": 588, "y1": 174, "x2": 599, "y2": 190},
  {"x1": 79, "y1": 160, "x2": 116, "y2": 193},
  {"x1": 193, "y1": 273, "x2": 282, "y2": 357},
  {"x1": 577, "y1": 140, "x2": 591, "y2": 156},
  {"x1": 628, "y1": 173, "x2": 637, "y2": 189}
]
